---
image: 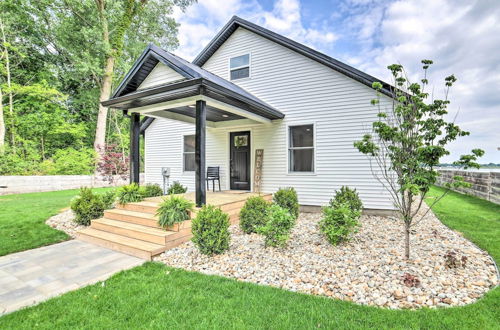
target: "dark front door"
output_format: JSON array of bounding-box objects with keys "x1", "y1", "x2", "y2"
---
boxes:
[{"x1": 230, "y1": 131, "x2": 251, "y2": 190}]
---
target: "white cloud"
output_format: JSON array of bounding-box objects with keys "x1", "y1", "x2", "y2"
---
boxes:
[
  {"x1": 341, "y1": 0, "x2": 500, "y2": 163},
  {"x1": 171, "y1": 0, "x2": 338, "y2": 60}
]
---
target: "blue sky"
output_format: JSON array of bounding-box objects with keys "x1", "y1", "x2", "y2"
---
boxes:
[{"x1": 172, "y1": 0, "x2": 500, "y2": 163}]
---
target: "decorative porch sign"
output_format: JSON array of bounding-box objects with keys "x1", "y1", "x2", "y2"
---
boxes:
[{"x1": 253, "y1": 149, "x2": 264, "y2": 193}]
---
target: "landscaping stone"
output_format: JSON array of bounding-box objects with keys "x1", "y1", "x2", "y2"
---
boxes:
[
  {"x1": 45, "y1": 209, "x2": 83, "y2": 238},
  {"x1": 156, "y1": 203, "x2": 498, "y2": 309}
]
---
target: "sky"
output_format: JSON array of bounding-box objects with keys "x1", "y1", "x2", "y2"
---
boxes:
[{"x1": 172, "y1": 0, "x2": 500, "y2": 163}]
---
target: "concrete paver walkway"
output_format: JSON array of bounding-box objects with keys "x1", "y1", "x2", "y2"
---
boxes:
[{"x1": 0, "y1": 240, "x2": 144, "y2": 315}]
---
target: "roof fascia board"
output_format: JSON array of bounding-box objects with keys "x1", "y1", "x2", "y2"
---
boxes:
[{"x1": 102, "y1": 78, "x2": 203, "y2": 107}]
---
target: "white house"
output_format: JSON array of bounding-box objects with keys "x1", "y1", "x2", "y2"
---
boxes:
[{"x1": 103, "y1": 16, "x2": 395, "y2": 211}]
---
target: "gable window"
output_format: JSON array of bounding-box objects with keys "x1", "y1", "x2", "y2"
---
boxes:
[
  {"x1": 229, "y1": 54, "x2": 250, "y2": 80},
  {"x1": 288, "y1": 124, "x2": 314, "y2": 173},
  {"x1": 183, "y1": 135, "x2": 195, "y2": 172}
]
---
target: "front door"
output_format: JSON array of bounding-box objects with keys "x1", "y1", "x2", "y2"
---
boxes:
[{"x1": 230, "y1": 131, "x2": 251, "y2": 190}]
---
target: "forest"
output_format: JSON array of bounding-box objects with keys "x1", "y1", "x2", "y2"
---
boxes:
[{"x1": 0, "y1": 0, "x2": 194, "y2": 175}]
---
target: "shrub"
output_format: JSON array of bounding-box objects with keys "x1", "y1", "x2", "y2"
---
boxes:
[
  {"x1": 167, "y1": 181, "x2": 188, "y2": 195},
  {"x1": 48, "y1": 147, "x2": 96, "y2": 175},
  {"x1": 96, "y1": 144, "x2": 129, "y2": 183},
  {"x1": 156, "y1": 196, "x2": 194, "y2": 228},
  {"x1": 141, "y1": 183, "x2": 164, "y2": 198},
  {"x1": 329, "y1": 186, "x2": 363, "y2": 212},
  {"x1": 71, "y1": 188, "x2": 115, "y2": 226},
  {"x1": 273, "y1": 187, "x2": 299, "y2": 219},
  {"x1": 239, "y1": 196, "x2": 271, "y2": 234},
  {"x1": 257, "y1": 204, "x2": 296, "y2": 247},
  {"x1": 191, "y1": 205, "x2": 230, "y2": 255},
  {"x1": 320, "y1": 202, "x2": 360, "y2": 245},
  {"x1": 117, "y1": 183, "x2": 144, "y2": 204}
]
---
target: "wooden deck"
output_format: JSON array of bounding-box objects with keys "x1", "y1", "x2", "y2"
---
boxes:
[{"x1": 77, "y1": 191, "x2": 272, "y2": 260}]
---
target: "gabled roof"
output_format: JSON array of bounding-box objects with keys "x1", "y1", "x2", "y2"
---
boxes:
[
  {"x1": 105, "y1": 44, "x2": 283, "y2": 120},
  {"x1": 193, "y1": 16, "x2": 392, "y2": 96}
]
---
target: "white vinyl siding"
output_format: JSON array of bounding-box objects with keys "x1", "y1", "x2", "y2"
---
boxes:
[
  {"x1": 145, "y1": 27, "x2": 394, "y2": 210},
  {"x1": 138, "y1": 62, "x2": 186, "y2": 90}
]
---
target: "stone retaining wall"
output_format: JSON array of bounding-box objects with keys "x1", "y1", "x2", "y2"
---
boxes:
[
  {"x1": 436, "y1": 169, "x2": 500, "y2": 204},
  {"x1": 0, "y1": 174, "x2": 144, "y2": 195}
]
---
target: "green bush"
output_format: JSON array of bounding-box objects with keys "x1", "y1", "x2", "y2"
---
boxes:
[
  {"x1": 191, "y1": 205, "x2": 230, "y2": 255},
  {"x1": 141, "y1": 183, "x2": 164, "y2": 198},
  {"x1": 239, "y1": 196, "x2": 271, "y2": 234},
  {"x1": 273, "y1": 187, "x2": 299, "y2": 219},
  {"x1": 117, "y1": 183, "x2": 144, "y2": 204},
  {"x1": 156, "y1": 196, "x2": 194, "y2": 228},
  {"x1": 320, "y1": 202, "x2": 361, "y2": 245},
  {"x1": 329, "y1": 186, "x2": 363, "y2": 212},
  {"x1": 70, "y1": 187, "x2": 115, "y2": 226},
  {"x1": 167, "y1": 181, "x2": 188, "y2": 195},
  {"x1": 257, "y1": 204, "x2": 296, "y2": 247}
]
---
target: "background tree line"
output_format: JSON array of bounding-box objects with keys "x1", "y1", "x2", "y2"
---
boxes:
[{"x1": 0, "y1": 0, "x2": 193, "y2": 175}]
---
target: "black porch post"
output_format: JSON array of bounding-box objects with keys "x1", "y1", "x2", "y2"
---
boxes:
[
  {"x1": 130, "y1": 112, "x2": 140, "y2": 184},
  {"x1": 195, "y1": 100, "x2": 206, "y2": 206}
]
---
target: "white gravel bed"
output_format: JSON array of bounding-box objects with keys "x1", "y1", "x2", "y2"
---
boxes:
[
  {"x1": 45, "y1": 209, "x2": 84, "y2": 238},
  {"x1": 156, "y1": 205, "x2": 498, "y2": 309}
]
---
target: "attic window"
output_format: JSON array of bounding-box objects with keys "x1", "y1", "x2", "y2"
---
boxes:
[{"x1": 229, "y1": 54, "x2": 250, "y2": 80}]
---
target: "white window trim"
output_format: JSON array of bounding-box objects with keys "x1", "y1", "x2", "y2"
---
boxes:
[
  {"x1": 228, "y1": 53, "x2": 251, "y2": 81},
  {"x1": 286, "y1": 122, "x2": 317, "y2": 175},
  {"x1": 182, "y1": 134, "x2": 195, "y2": 173}
]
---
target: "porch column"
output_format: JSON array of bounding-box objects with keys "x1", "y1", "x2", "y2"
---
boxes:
[
  {"x1": 130, "y1": 112, "x2": 140, "y2": 184},
  {"x1": 195, "y1": 100, "x2": 206, "y2": 206}
]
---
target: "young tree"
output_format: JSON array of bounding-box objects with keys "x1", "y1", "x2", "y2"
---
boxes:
[{"x1": 354, "y1": 60, "x2": 484, "y2": 259}]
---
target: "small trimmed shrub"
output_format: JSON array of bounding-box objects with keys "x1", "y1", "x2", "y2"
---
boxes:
[
  {"x1": 320, "y1": 202, "x2": 360, "y2": 245},
  {"x1": 329, "y1": 186, "x2": 362, "y2": 212},
  {"x1": 191, "y1": 205, "x2": 230, "y2": 255},
  {"x1": 156, "y1": 196, "x2": 194, "y2": 228},
  {"x1": 141, "y1": 183, "x2": 164, "y2": 198},
  {"x1": 117, "y1": 183, "x2": 144, "y2": 204},
  {"x1": 167, "y1": 181, "x2": 188, "y2": 195},
  {"x1": 71, "y1": 188, "x2": 115, "y2": 226},
  {"x1": 257, "y1": 204, "x2": 295, "y2": 247},
  {"x1": 239, "y1": 196, "x2": 271, "y2": 234},
  {"x1": 273, "y1": 187, "x2": 299, "y2": 219}
]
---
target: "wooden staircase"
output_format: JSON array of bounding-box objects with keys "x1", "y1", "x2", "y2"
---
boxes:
[
  {"x1": 77, "y1": 201, "x2": 194, "y2": 260},
  {"x1": 76, "y1": 192, "x2": 272, "y2": 260}
]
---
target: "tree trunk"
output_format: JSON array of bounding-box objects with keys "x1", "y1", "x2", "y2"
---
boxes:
[
  {"x1": 0, "y1": 87, "x2": 5, "y2": 151},
  {"x1": 94, "y1": 55, "x2": 114, "y2": 153},
  {"x1": 0, "y1": 18, "x2": 14, "y2": 150},
  {"x1": 404, "y1": 224, "x2": 410, "y2": 259}
]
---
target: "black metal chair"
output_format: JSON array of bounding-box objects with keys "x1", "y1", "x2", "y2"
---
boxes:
[{"x1": 206, "y1": 166, "x2": 221, "y2": 192}]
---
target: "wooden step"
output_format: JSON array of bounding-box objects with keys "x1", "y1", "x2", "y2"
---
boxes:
[
  {"x1": 104, "y1": 209, "x2": 192, "y2": 232},
  {"x1": 116, "y1": 201, "x2": 160, "y2": 214},
  {"x1": 77, "y1": 228, "x2": 166, "y2": 260},
  {"x1": 91, "y1": 218, "x2": 173, "y2": 245}
]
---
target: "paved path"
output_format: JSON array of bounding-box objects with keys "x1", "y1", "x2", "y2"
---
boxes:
[{"x1": 0, "y1": 240, "x2": 144, "y2": 315}]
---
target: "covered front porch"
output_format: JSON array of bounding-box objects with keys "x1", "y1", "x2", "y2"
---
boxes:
[{"x1": 102, "y1": 44, "x2": 284, "y2": 207}]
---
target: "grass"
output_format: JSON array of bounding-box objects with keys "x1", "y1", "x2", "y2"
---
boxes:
[
  {"x1": 0, "y1": 186, "x2": 498, "y2": 329},
  {"x1": 0, "y1": 187, "x2": 114, "y2": 256},
  {"x1": 426, "y1": 185, "x2": 500, "y2": 261}
]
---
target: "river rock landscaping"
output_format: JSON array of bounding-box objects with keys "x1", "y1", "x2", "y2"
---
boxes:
[
  {"x1": 45, "y1": 209, "x2": 83, "y2": 238},
  {"x1": 156, "y1": 204, "x2": 498, "y2": 309}
]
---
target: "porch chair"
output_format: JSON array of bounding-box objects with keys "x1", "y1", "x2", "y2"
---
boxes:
[{"x1": 206, "y1": 166, "x2": 221, "y2": 192}]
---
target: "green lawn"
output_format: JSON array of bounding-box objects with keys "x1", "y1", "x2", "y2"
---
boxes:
[
  {"x1": 0, "y1": 188, "x2": 113, "y2": 256},
  {"x1": 0, "y1": 187, "x2": 498, "y2": 329}
]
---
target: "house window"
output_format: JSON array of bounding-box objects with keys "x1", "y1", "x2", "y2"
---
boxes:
[
  {"x1": 183, "y1": 135, "x2": 195, "y2": 172},
  {"x1": 288, "y1": 124, "x2": 314, "y2": 173},
  {"x1": 230, "y1": 54, "x2": 250, "y2": 80}
]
